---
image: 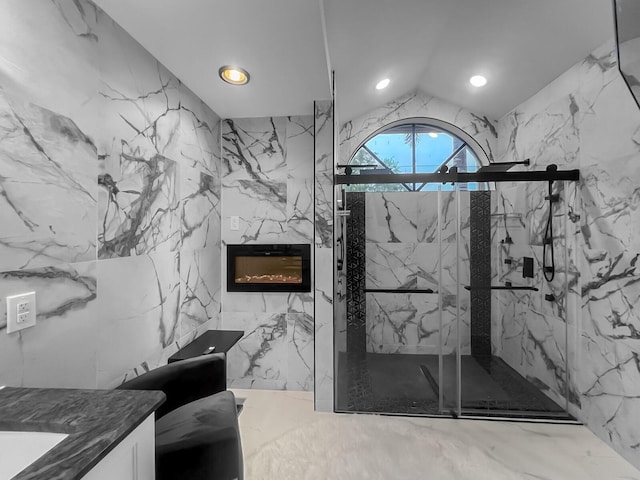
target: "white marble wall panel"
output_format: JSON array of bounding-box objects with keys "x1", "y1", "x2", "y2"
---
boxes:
[
  {"x1": 366, "y1": 291, "x2": 469, "y2": 356},
  {"x1": 363, "y1": 189, "x2": 471, "y2": 355},
  {"x1": 417, "y1": 194, "x2": 440, "y2": 243},
  {"x1": 169, "y1": 88, "x2": 221, "y2": 176},
  {"x1": 221, "y1": 116, "x2": 314, "y2": 245},
  {"x1": 96, "y1": 251, "x2": 180, "y2": 388},
  {"x1": 314, "y1": 100, "x2": 335, "y2": 411},
  {"x1": 287, "y1": 178, "x2": 315, "y2": 242},
  {"x1": 286, "y1": 115, "x2": 315, "y2": 245},
  {"x1": 497, "y1": 39, "x2": 640, "y2": 469},
  {"x1": 0, "y1": 0, "x2": 102, "y2": 137},
  {"x1": 180, "y1": 166, "x2": 220, "y2": 253},
  {"x1": 287, "y1": 116, "x2": 315, "y2": 180},
  {"x1": 287, "y1": 312, "x2": 314, "y2": 390},
  {"x1": 221, "y1": 114, "x2": 315, "y2": 392},
  {"x1": 492, "y1": 240, "x2": 572, "y2": 407},
  {"x1": 179, "y1": 248, "x2": 221, "y2": 335},
  {"x1": 98, "y1": 154, "x2": 178, "y2": 258},
  {"x1": 0, "y1": 87, "x2": 97, "y2": 271},
  {"x1": 314, "y1": 247, "x2": 335, "y2": 411},
  {"x1": 366, "y1": 243, "x2": 420, "y2": 289},
  {"x1": 0, "y1": 0, "x2": 223, "y2": 390},
  {"x1": 367, "y1": 293, "x2": 433, "y2": 353},
  {"x1": 0, "y1": 262, "x2": 98, "y2": 388},
  {"x1": 315, "y1": 102, "x2": 334, "y2": 248},
  {"x1": 365, "y1": 192, "x2": 418, "y2": 243},
  {"x1": 225, "y1": 312, "x2": 288, "y2": 390},
  {"x1": 222, "y1": 117, "x2": 287, "y2": 182}
]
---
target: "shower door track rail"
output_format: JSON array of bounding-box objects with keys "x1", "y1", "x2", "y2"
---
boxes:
[
  {"x1": 464, "y1": 285, "x2": 539, "y2": 291},
  {"x1": 335, "y1": 169, "x2": 580, "y2": 185}
]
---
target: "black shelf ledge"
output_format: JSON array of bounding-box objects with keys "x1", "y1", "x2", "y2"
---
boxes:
[
  {"x1": 335, "y1": 169, "x2": 580, "y2": 185},
  {"x1": 464, "y1": 285, "x2": 539, "y2": 292},
  {"x1": 364, "y1": 288, "x2": 436, "y2": 294}
]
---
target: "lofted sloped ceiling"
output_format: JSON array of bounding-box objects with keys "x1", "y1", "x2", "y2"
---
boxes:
[{"x1": 94, "y1": 0, "x2": 612, "y2": 122}]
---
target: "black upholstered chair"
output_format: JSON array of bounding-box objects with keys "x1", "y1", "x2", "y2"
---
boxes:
[{"x1": 117, "y1": 353, "x2": 243, "y2": 480}]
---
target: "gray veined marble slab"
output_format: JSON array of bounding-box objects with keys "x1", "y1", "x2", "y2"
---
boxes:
[
  {"x1": 96, "y1": 252, "x2": 180, "y2": 388},
  {"x1": 0, "y1": 262, "x2": 98, "y2": 389},
  {"x1": 0, "y1": 87, "x2": 98, "y2": 271},
  {"x1": 286, "y1": 313, "x2": 314, "y2": 391},
  {"x1": 366, "y1": 243, "x2": 420, "y2": 290},
  {"x1": 170, "y1": 88, "x2": 222, "y2": 176},
  {"x1": 314, "y1": 246, "x2": 334, "y2": 410},
  {"x1": 366, "y1": 291, "x2": 469, "y2": 355},
  {"x1": 179, "y1": 166, "x2": 220, "y2": 253},
  {"x1": 314, "y1": 177, "x2": 333, "y2": 247},
  {"x1": 222, "y1": 178, "x2": 287, "y2": 244},
  {"x1": 314, "y1": 102, "x2": 333, "y2": 174},
  {"x1": 286, "y1": 116, "x2": 314, "y2": 180},
  {"x1": 98, "y1": 152, "x2": 178, "y2": 258},
  {"x1": 314, "y1": 101, "x2": 334, "y2": 248},
  {"x1": 286, "y1": 178, "x2": 314, "y2": 242},
  {"x1": 222, "y1": 117, "x2": 288, "y2": 183},
  {"x1": 179, "y1": 248, "x2": 221, "y2": 335},
  {"x1": 225, "y1": 312, "x2": 288, "y2": 390},
  {"x1": 365, "y1": 192, "x2": 418, "y2": 243}
]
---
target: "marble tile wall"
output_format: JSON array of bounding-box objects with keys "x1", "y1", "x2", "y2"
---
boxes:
[
  {"x1": 314, "y1": 100, "x2": 336, "y2": 411},
  {"x1": 490, "y1": 183, "x2": 574, "y2": 409},
  {"x1": 496, "y1": 40, "x2": 640, "y2": 469},
  {"x1": 334, "y1": 90, "x2": 497, "y2": 367},
  {"x1": 0, "y1": 0, "x2": 222, "y2": 388},
  {"x1": 220, "y1": 115, "x2": 316, "y2": 392},
  {"x1": 364, "y1": 191, "x2": 471, "y2": 355}
]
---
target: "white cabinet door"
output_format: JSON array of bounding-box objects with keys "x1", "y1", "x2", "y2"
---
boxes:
[{"x1": 82, "y1": 414, "x2": 155, "y2": 480}]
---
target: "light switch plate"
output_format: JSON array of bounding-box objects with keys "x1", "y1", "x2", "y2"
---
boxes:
[
  {"x1": 230, "y1": 216, "x2": 240, "y2": 231},
  {"x1": 6, "y1": 292, "x2": 36, "y2": 334}
]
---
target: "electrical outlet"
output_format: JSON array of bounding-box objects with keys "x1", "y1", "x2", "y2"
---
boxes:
[
  {"x1": 17, "y1": 302, "x2": 29, "y2": 314},
  {"x1": 6, "y1": 292, "x2": 36, "y2": 334},
  {"x1": 230, "y1": 216, "x2": 240, "y2": 231}
]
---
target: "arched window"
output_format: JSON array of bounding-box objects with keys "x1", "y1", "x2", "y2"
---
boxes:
[{"x1": 347, "y1": 119, "x2": 489, "y2": 192}]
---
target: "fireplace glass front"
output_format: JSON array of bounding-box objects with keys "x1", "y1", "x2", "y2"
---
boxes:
[{"x1": 227, "y1": 244, "x2": 311, "y2": 292}]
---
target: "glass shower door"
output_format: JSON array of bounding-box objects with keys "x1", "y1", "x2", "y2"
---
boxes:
[{"x1": 439, "y1": 187, "x2": 461, "y2": 416}]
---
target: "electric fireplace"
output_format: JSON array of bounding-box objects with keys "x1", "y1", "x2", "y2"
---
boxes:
[{"x1": 227, "y1": 244, "x2": 311, "y2": 292}]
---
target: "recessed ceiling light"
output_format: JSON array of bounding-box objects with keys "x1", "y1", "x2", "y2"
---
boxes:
[
  {"x1": 469, "y1": 75, "x2": 487, "y2": 87},
  {"x1": 375, "y1": 78, "x2": 390, "y2": 90},
  {"x1": 219, "y1": 65, "x2": 250, "y2": 85}
]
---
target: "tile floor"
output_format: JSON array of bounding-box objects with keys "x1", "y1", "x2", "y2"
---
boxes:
[{"x1": 233, "y1": 389, "x2": 640, "y2": 480}]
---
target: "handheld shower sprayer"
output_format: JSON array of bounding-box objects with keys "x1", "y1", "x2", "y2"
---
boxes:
[{"x1": 543, "y1": 164, "x2": 558, "y2": 282}]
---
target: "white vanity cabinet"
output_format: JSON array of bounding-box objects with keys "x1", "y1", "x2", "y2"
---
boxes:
[{"x1": 82, "y1": 415, "x2": 155, "y2": 480}]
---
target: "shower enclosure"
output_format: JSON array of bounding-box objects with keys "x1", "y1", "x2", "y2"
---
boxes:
[{"x1": 334, "y1": 177, "x2": 579, "y2": 420}]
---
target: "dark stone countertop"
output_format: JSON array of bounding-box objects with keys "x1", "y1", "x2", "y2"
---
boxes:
[{"x1": 0, "y1": 387, "x2": 165, "y2": 480}]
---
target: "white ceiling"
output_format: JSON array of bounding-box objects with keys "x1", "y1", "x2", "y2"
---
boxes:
[
  {"x1": 93, "y1": 0, "x2": 331, "y2": 119},
  {"x1": 94, "y1": 0, "x2": 613, "y2": 122}
]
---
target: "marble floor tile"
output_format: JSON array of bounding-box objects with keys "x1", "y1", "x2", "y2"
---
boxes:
[{"x1": 234, "y1": 389, "x2": 640, "y2": 480}]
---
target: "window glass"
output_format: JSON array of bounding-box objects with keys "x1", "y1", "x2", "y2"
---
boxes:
[
  {"x1": 363, "y1": 125, "x2": 412, "y2": 174},
  {"x1": 348, "y1": 122, "x2": 487, "y2": 192}
]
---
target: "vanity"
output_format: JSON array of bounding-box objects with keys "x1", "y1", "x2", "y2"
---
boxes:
[{"x1": 0, "y1": 387, "x2": 164, "y2": 480}]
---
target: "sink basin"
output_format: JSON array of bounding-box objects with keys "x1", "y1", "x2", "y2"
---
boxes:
[{"x1": 0, "y1": 430, "x2": 68, "y2": 479}]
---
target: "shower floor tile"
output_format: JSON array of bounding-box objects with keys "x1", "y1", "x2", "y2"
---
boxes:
[{"x1": 336, "y1": 352, "x2": 570, "y2": 419}]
